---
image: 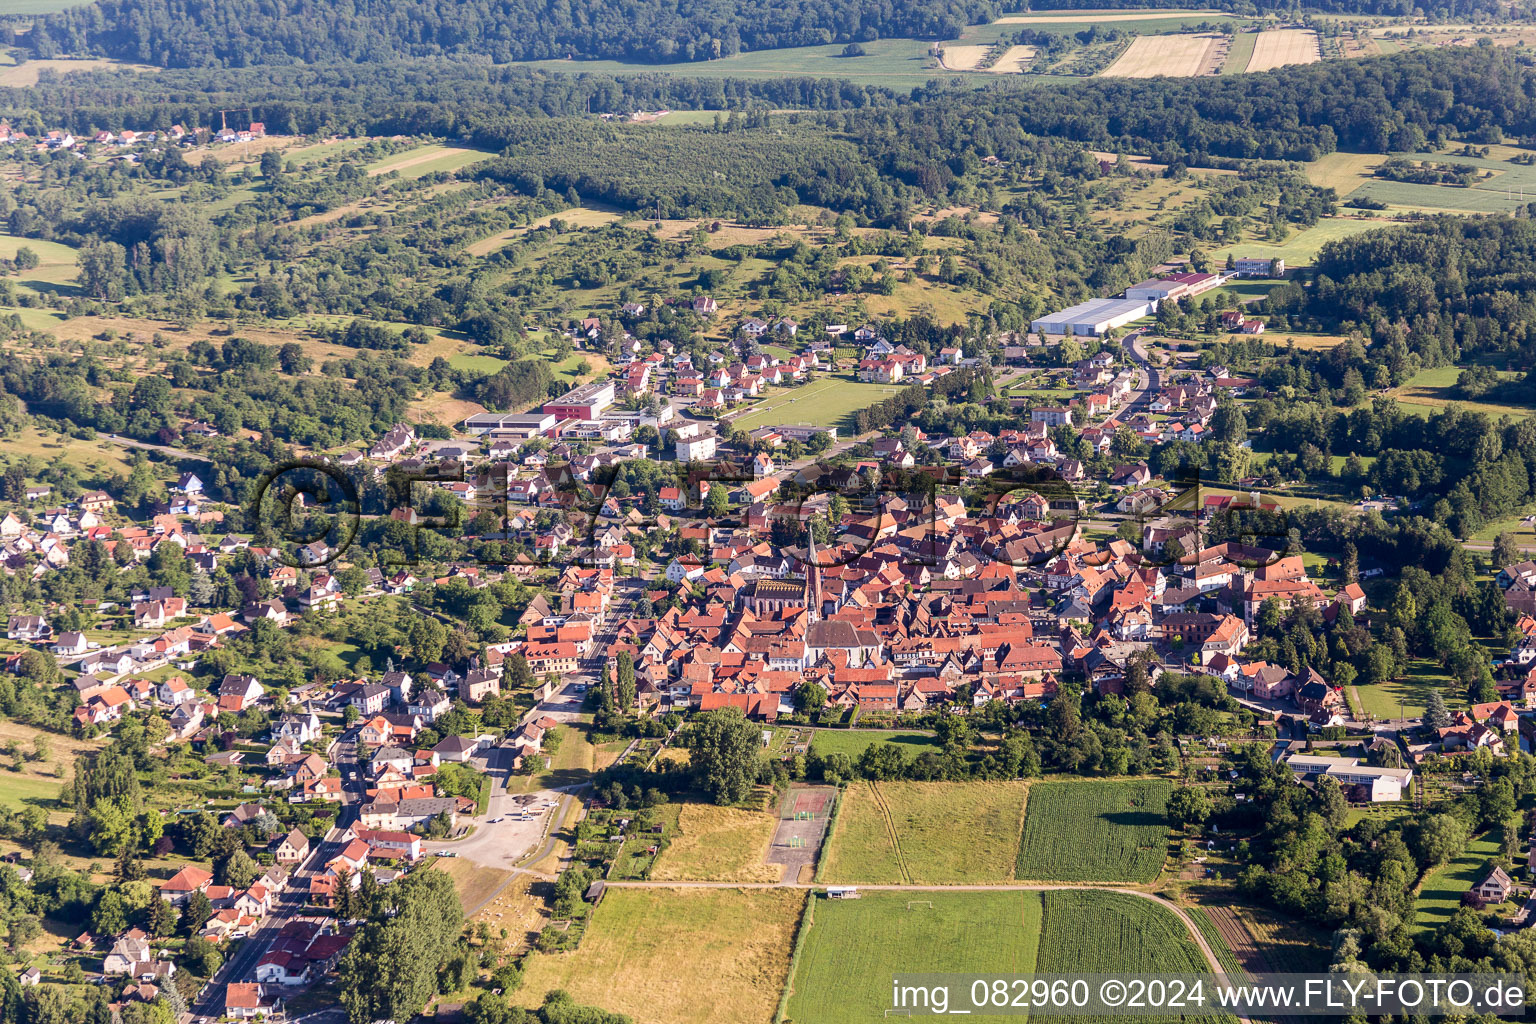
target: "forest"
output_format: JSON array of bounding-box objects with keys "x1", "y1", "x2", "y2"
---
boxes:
[
  {"x1": 0, "y1": 48, "x2": 1528, "y2": 171},
  {"x1": 19, "y1": 0, "x2": 996, "y2": 66}
]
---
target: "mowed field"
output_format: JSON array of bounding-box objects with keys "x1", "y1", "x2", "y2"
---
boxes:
[
  {"x1": 1245, "y1": 29, "x2": 1321, "y2": 71},
  {"x1": 1014, "y1": 779, "x2": 1171, "y2": 882},
  {"x1": 1102, "y1": 33, "x2": 1222, "y2": 78},
  {"x1": 1210, "y1": 216, "x2": 1390, "y2": 267},
  {"x1": 649, "y1": 803, "x2": 781, "y2": 883},
  {"x1": 1414, "y1": 833, "x2": 1503, "y2": 935},
  {"x1": 513, "y1": 887, "x2": 804, "y2": 1024},
  {"x1": 784, "y1": 890, "x2": 1044, "y2": 1023},
  {"x1": 726, "y1": 374, "x2": 904, "y2": 433},
  {"x1": 807, "y1": 729, "x2": 939, "y2": 760},
  {"x1": 364, "y1": 144, "x2": 494, "y2": 179},
  {"x1": 820, "y1": 780, "x2": 1028, "y2": 884}
]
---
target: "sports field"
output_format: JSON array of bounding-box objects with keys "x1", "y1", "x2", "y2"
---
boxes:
[
  {"x1": 783, "y1": 890, "x2": 1043, "y2": 1022},
  {"x1": 650, "y1": 803, "x2": 781, "y2": 883},
  {"x1": 1014, "y1": 779, "x2": 1171, "y2": 882},
  {"x1": 1102, "y1": 33, "x2": 1222, "y2": 77},
  {"x1": 514, "y1": 887, "x2": 804, "y2": 1024},
  {"x1": 821, "y1": 780, "x2": 1029, "y2": 884},
  {"x1": 727, "y1": 374, "x2": 903, "y2": 433},
  {"x1": 1246, "y1": 29, "x2": 1320, "y2": 71}
]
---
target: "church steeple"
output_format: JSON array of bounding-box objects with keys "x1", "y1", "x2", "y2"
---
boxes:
[{"x1": 804, "y1": 524, "x2": 822, "y2": 622}]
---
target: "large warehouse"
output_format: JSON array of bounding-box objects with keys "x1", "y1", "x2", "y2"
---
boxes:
[{"x1": 1031, "y1": 297, "x2": 1152, "y2": 337}]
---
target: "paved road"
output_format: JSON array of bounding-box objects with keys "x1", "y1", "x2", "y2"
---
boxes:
[
  {"x1": 190, "y1": 835, "x2": 340, "y2": 1017},
  {"x1": 100, "y1": 433, "x2": 213, "y2": 462}
]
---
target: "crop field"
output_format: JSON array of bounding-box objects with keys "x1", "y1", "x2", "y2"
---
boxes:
[
  {"x1": 1036, "y1": 891, "x2": 1233, "y2": 1024},
  {"x1": 1102, "y1": 33, "x2": 1223, "y2": 78},
  {"x1": 940, "y1": 44, "x2": 992, "y2": 70},
  {"x1": 514, "y1": 37, "x2": 952, "y2": 89},
  {"x1": 0, "y1": 57, "x2": 146, "y2": 84},
  {"x1": 806, "y1": 729, "x2": 939, "y2": 760},
  {"x1": 649, "y1": 803, "x2": 782, "y2": 883},
  {"x1": 1210, "y1": 216, "x2": 1390, "y2": 267},
  {"x1": 1415, "y1": 833, "x2": 1503, "y2": 935},
  {"x1": 1014, "y1": 779, "x2": 1171, "y2": 882},
  {"x1": 1245, "y1": 29, "x2": 1320, "y2": 71},
  {"x1": 514, "y1": 887, "x2": 804, "y2": 1024},
  {"x1": 784, "y1": 890, "x2": 1044, "y2": 1023},
  {"x1": 726, "y1": 374, "x2": 904, "y2": 433},
  {"x1": 995, "y1": 10, "x2": 1231, "y2": 25},
  {"x1": 821, "y1": 781, "x2": 1028, "y2": 884},
  {"x1": 1344, "y1": 177, "x2": 1529, "y2": 214}
]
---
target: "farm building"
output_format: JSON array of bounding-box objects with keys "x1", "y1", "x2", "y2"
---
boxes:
[
  {"x1": 1285, "y1": 754, "x2": 1412, "y2": 802},
  {"x1": 1031, "y1": 298, "x2": 1152, "y2": 337}
]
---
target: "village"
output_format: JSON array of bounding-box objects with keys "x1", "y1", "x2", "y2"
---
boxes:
[{"x1": 4, "y1": 256, "x2": 1536, "y2": 1020}]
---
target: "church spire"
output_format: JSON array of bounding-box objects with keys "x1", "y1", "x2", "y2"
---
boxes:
[{"x1": 804, "y1": 523, "x2": 822, "y2": 622}]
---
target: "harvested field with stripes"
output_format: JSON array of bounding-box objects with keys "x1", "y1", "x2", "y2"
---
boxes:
[
  {"x1": 989, "y1": 44, "x2": 1037, "y2": 72},
  {"x1": 819, "y1": 780, "x2": 1028, "y2": 884},
  {"x1": 939, "y1": 43, "x2": 991, "y2": 70},
  {"x1": 1102, "y1": 33, "x2": 1224, "y2": 77},
  {"x1": 1246, "y1": 29, "x2": 1321, "y2": 71}
]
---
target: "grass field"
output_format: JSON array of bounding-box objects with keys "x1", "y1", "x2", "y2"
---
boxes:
[
  {"x1": 1102, "y1": 33, "x2": 1221, "y2": 78},
  {"x1": 821, "y1": 781, "x2": 1028, "y2": 884},
  {"x1": 727, "y1": 374, "x2": 903, "y2": 433},
  {"x1": 0, "y1": 232, "x2": 82, "y2": 294},
  {"x1": 784, "y1": 890, "x2": 1043, "y2": 1023},
  {"x1": 0, "y1": 57, "x2": 143, "y2": 84},
  {"x1": 429, "y1": 857, "x2": 514, "y2": 915},
  {"x1": 806, "y1": 729, "x2": 939, "y2": 760},
  {"x1": 514, "y1": 887, "x2": 804, "y2": 1024},
  {"x1": 0, "y1": 774, "x2": 64, "y2": 813},
  {"x1": 1353, "y1": 658, "x2": 1452, "y2": 720},
  {"x1": 514, "y1": 36, "x2": 951, "y2": 89},
  {"x1": 1210, "y1": 216, "x2": 1389, "y2": 267},
  {"x1": 3, "y1": 425, "x2": 136, "y2": 481},
  {"x1": 1014, "y1": 779, "x2": 1171, "y2": 882},
  {"x1": 1245, "y1": 29, "x2": 1320, "y2": 71},
  {"x1": 650, "y1": 803, "x2": 781, "y2": 883},
  {"x1": 1385, "y1": 365, "x2": 1535, "y2": 419},
  {"x1": 1220, "y1": 30, "x2": 1258, "y2": 73},
  {"x1": 1415, "y1": 833, "x2": 1502, "y2": 935},
  {"x1": 365, "y1": 145, "x2": 493, "y2": 179}
]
